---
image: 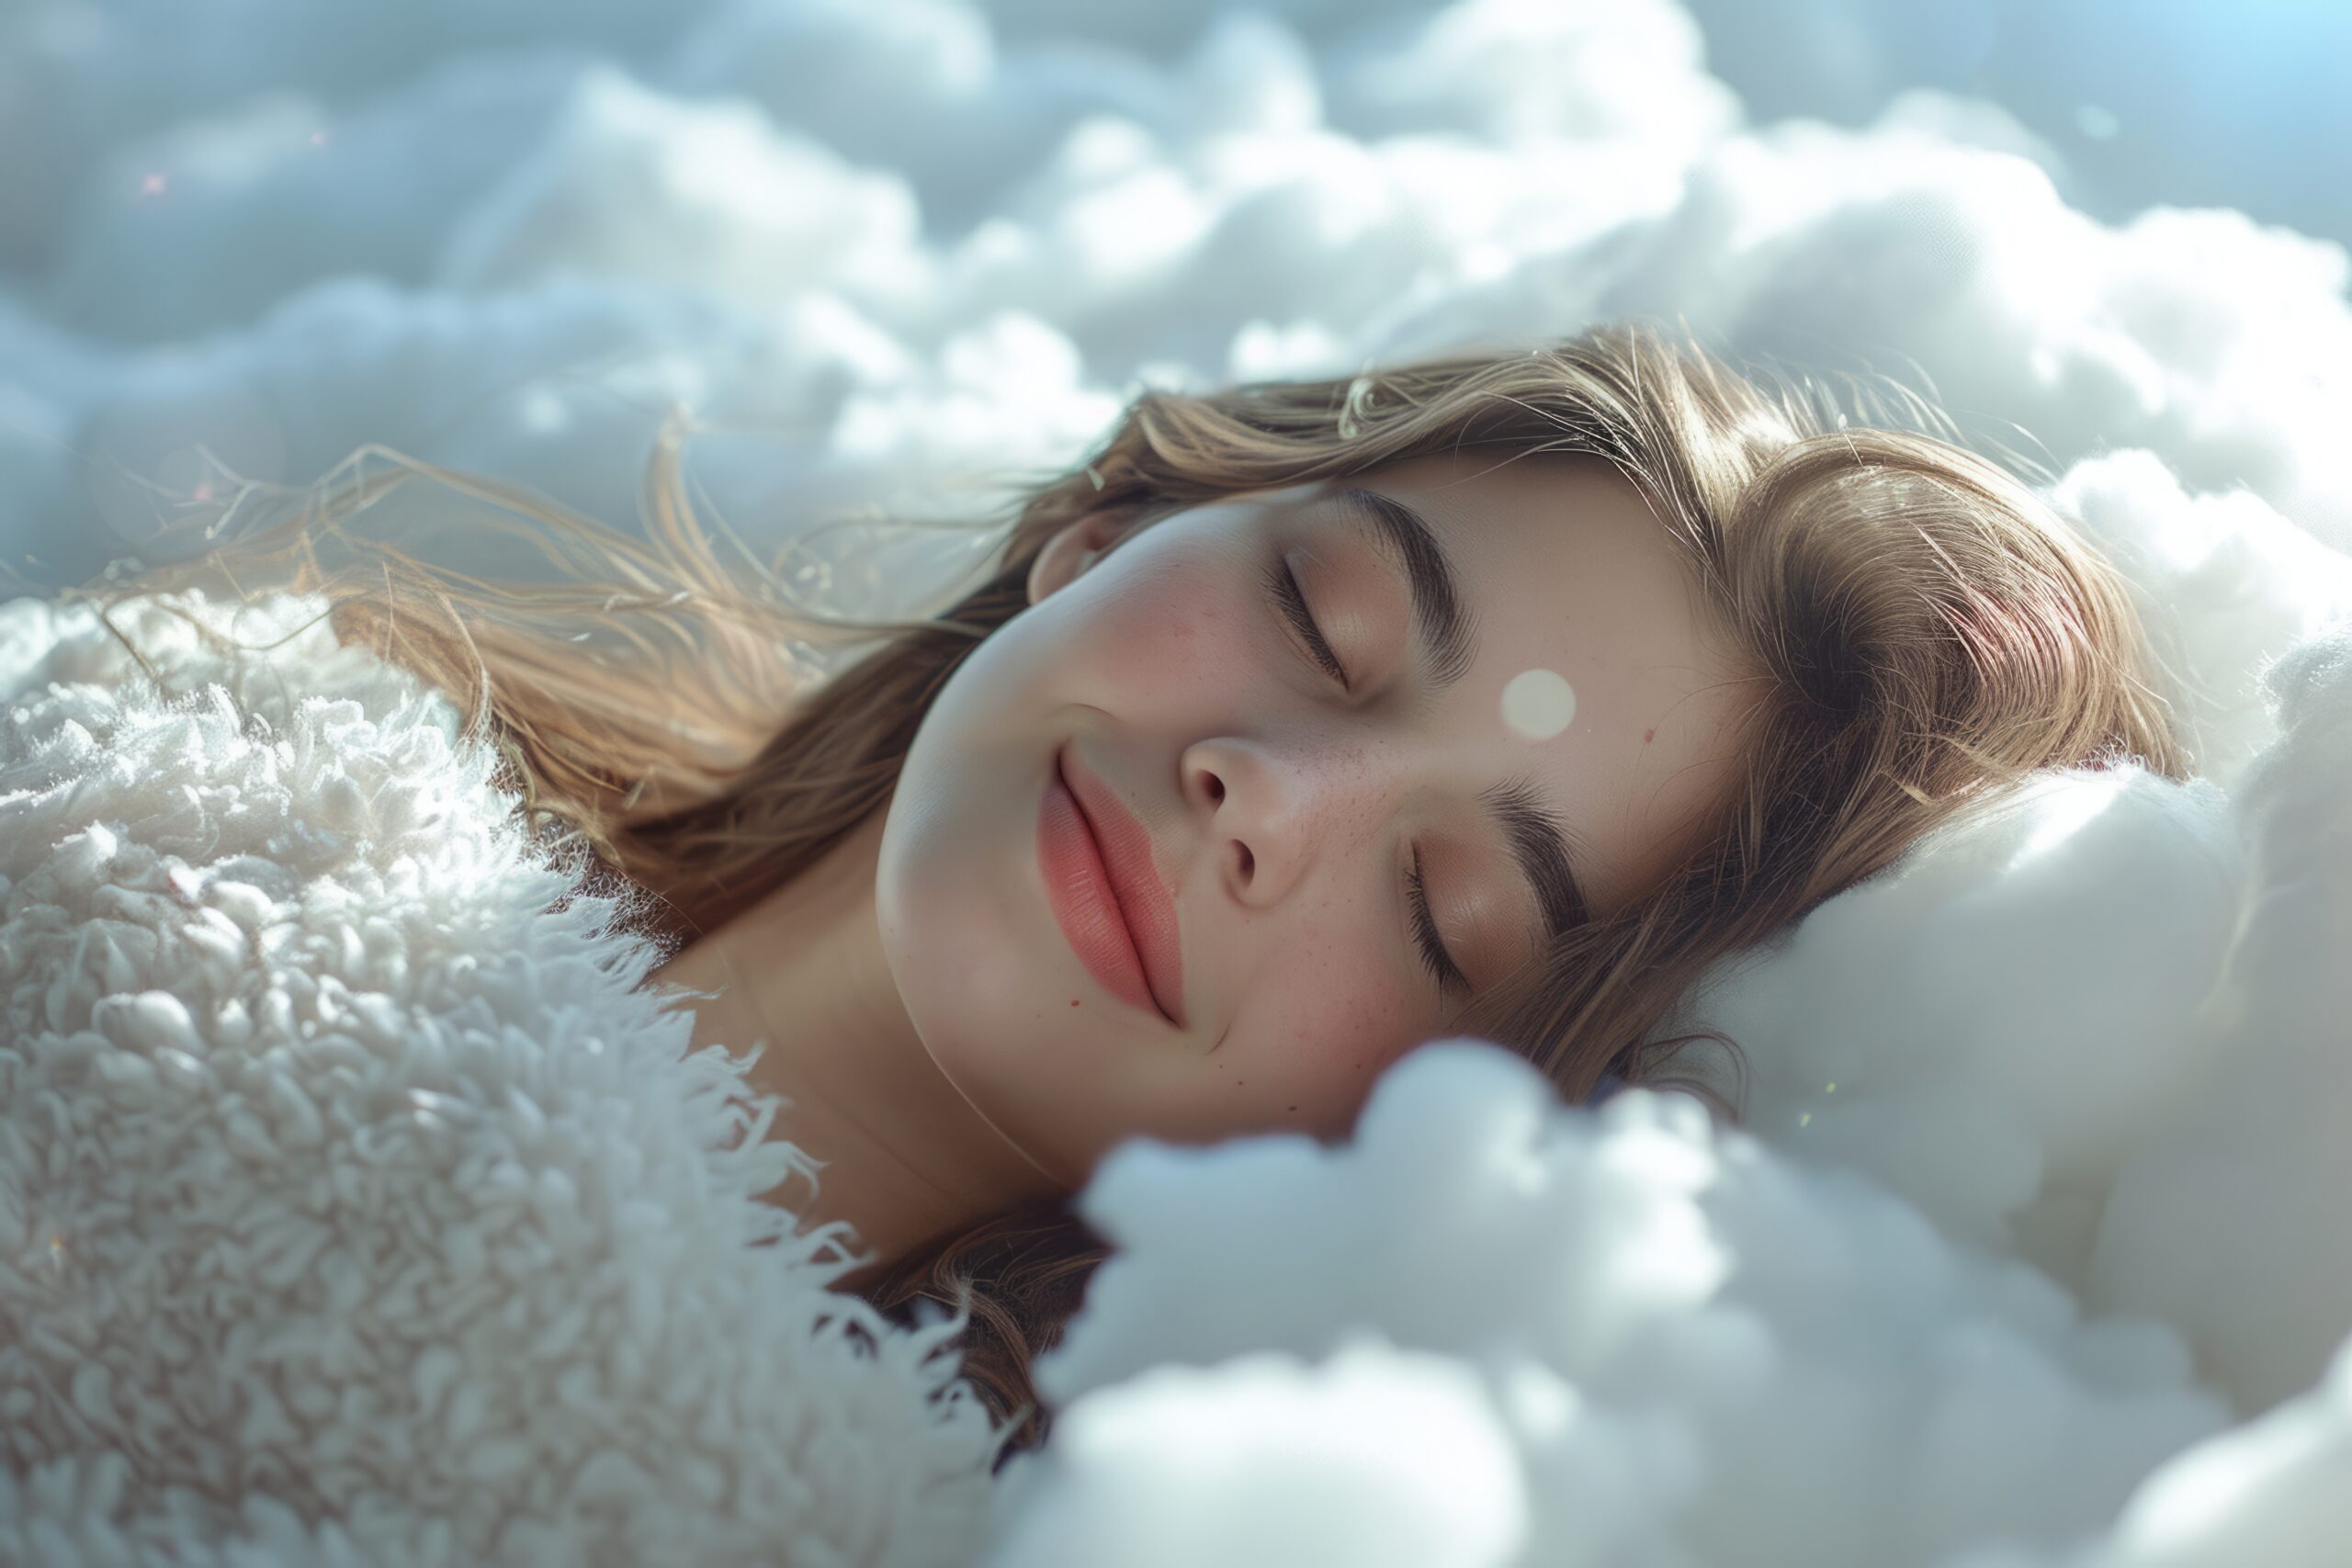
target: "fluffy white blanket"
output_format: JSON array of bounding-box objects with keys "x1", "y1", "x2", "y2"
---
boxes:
[
  {"x1": 1, "y1": 588, "x2": 1004, "y2": 1564},
  {"x1": 9, "y1": 584, "x2": 2352, "y2": 1568}
]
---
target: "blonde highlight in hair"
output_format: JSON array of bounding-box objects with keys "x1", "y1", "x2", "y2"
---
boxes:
[{"x1": 74, "y1": 320, "x2": 2191, "y2": 1467}]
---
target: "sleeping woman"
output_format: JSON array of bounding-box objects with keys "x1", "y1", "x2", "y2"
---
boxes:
[{"x1": 80, "y1": 319, "x2": 2190, "y2": 1467}]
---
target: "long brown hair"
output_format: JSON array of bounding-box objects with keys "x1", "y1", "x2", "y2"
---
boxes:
[{"x1": 71, "y1": 320, "x2": 2192, "y2": 1469}]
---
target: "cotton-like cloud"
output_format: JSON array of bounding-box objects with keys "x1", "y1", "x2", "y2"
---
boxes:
[
  {"x1": 436, "y1": 66, "x2": 934, "y2": 316},
  {"x1": 0, "y1": 0, "x2": 735, "y2": 273},
  {"x1": 1674, "y1": 761, "x2": 2243, "y2": 1292},
  {"x1": 996, "y1": 1047, "x2": 2231, "y2": 1568},
  {"x1": 663, "y1": 0, "x2": 1176, "y2": 237},
  {"x1": 40, "y1": 51, "x2": 602, "y2": 344},
  {"x1": 61, "y1": 276, "x2": 1112, "y2": 617},
  {"x1": 0, "y1": 292, "x2": 118, "y2": 590},
  {"x1": 1326, "y1": 0, "x2": 1738, "y2": 149},
  {"x1": 2088, "y1": 630, "x2": 2352, "y2": 1414},
  {"x1": 2050, "y1": 449, "x2": 2352, "y2": 790},
  {"x1": 1395, "y1": 124, "x2": 2352, "y2": 547}
]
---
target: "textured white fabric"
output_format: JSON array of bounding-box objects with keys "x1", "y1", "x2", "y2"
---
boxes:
[{"x1": 0, "y1": 588, "x2": 1002, "y2": 1566}]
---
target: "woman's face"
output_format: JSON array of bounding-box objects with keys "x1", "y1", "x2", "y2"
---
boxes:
[{"x1": 875, "y1": 448, "x2": 1750, "y2": 1188}]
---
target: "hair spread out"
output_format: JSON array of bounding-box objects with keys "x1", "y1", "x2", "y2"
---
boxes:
[{"x1": 74, "y1": 320, "x2": 2192, "y2": 1471}]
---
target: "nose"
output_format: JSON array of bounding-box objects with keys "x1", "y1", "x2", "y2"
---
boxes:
[{"x1": 1184, "y1": 737, "x2": 1381, "y2": 909}]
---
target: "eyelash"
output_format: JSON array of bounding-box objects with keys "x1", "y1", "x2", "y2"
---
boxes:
[
  {"x1": 1261, "y1": 556, "x2": 1471, "y2": 998},
  {"x1": 1408, "y1": 851, "x2": 1471, "y2": 998},
  {"x1": 1261, "y1": 557, "x2": 1349, "y2": 688}
]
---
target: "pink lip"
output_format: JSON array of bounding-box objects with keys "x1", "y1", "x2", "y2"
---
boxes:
[{"x1": 1037, "y1": 745, "x2": 1186, "y2": 1027}]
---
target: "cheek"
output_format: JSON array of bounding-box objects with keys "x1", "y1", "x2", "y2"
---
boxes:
[
  {"x1": 1243, "y1": 940, "x2": 1430, "y2": 1140},
  {"x1": 1079, "y1": 560, "x2": 1261, "y2": 699}
]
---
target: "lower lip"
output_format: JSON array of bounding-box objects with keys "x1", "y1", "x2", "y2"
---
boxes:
[{"x1": 1038, "y1": 759, "x2": 1164, "y2": 1021}]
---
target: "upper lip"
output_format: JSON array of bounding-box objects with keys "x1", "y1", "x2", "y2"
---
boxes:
[{"x1": 1058, "y1": 745, "x2": 1187, "y2": 1028}]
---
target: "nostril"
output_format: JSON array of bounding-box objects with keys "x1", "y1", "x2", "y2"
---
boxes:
[
  {"x1": 1235, "y1": 842, "x2": 1253, "y2": 880},
  {"x1": 1205, "y1": 773, "x2": 1225, "y2": 805}
]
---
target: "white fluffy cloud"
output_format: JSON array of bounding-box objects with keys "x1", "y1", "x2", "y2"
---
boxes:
[
  {"x1": 4, "y1": 0, "x2": 2349, "y2": 1561},
  {"x1": 998, "y1": 1048, "x2": 2230, "y2": 1567},
  {"x1": 1396, "y1": 124, "x2": 2352, "y2": 547}
]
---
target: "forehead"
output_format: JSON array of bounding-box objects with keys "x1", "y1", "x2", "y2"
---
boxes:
[{"x1": 1271, "y1": 449, "x2": 1750, "y2": 917}]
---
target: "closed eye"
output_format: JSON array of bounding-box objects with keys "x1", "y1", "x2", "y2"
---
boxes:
[
  {"x1": 1261, "y1": 552, "x2": 1471, "y2": 999},
  {"x1": 1408, "y1": 850, "x2": 1471, "y2": 998},
  {"x1": 1261, "y1": 557, "x2": 1349, "y2": 689}
]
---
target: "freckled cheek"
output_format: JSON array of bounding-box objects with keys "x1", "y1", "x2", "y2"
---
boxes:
[
  {"x1": 1080, "y1": 574, "x2": 1259, "y2": 701},
  {"x1": 1252, "y1": 948, "x2": 1426, "y2": 1138}
]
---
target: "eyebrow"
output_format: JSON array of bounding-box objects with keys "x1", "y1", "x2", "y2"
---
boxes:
[{"x1": 1327, "y1": 484, "x2": 1594, "y2": 940}]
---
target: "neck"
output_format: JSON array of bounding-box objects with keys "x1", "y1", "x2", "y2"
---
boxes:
[{"x1": 647, "y1": 804, "x2": 1064, "y2": 1292}]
